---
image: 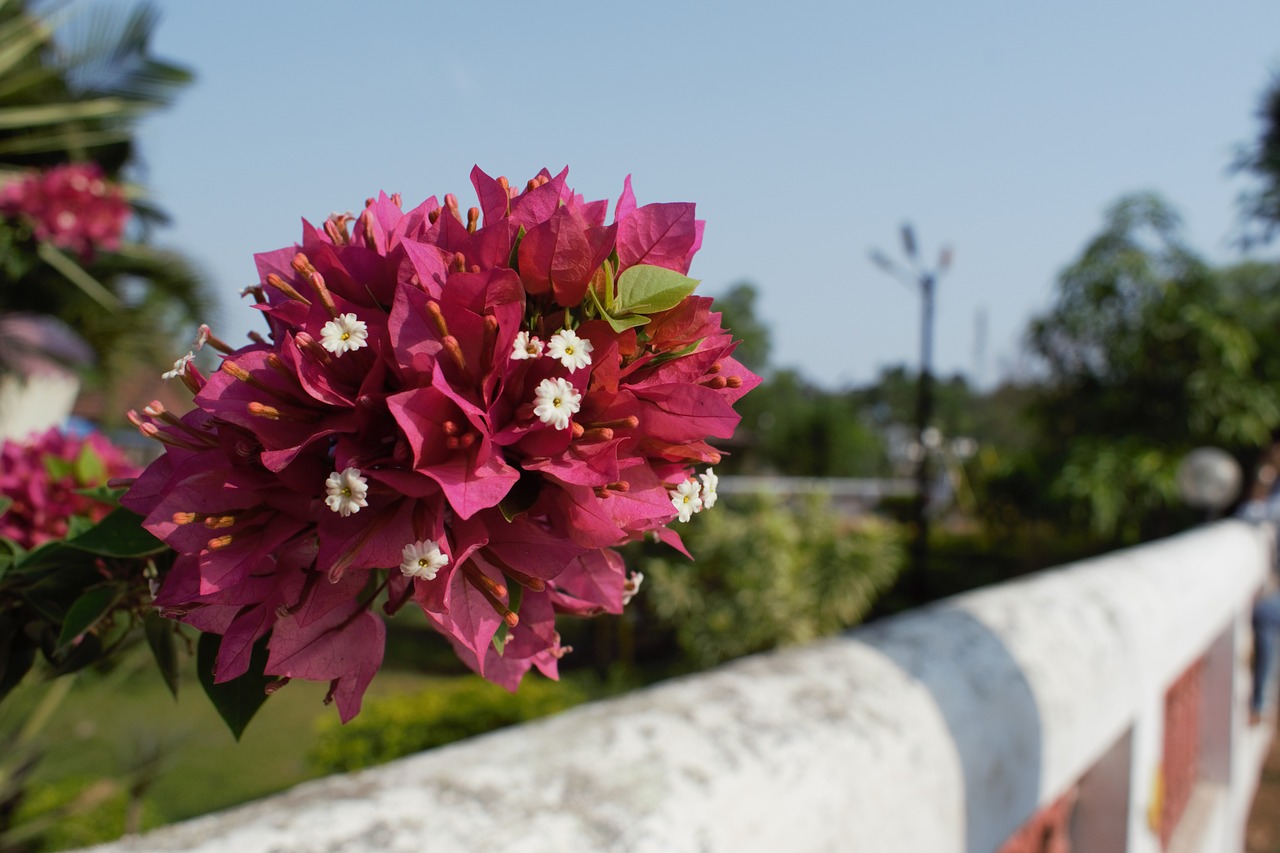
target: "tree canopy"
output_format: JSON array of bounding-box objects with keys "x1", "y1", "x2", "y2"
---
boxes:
[{"x1": 1023, "y1": 193, "x2": 1280, "y2": 540}]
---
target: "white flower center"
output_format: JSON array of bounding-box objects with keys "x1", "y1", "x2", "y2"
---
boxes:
[
  {"x1": 671, "y1": 479, "x2": 703, "y2": 522},
  {"x1": 511, "y1": 331, "x2": 544, "y2": 361},
  {"x1": 547, "y1": 329, "x2": 593, "y2": 372},
  {"x1": 325, "y1": 467, "x2": 369, "y2": 516},
  {"x1": 700, "y1": 467, "x2": 719, "y2": 509},
  {"x1": 320, "y1": 313, "x2": 369, "y2": 356},
  {"x1": 401, "y1": 540, "x2": 449, "y2": 580},
  {"x1": 533, "y1": 377, "x2": 582, "y2": 430}
]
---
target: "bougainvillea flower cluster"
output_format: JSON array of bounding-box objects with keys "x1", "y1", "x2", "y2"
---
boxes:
[
  {"x1": 0, "y1": 163, "x2": 130, "y2": 258},
  {"x1": 0, "y1": 428, "x2": 139, "y2": 549},
  {"x1": 120, "y1": 167, "x2": 759, "y2": 721}
]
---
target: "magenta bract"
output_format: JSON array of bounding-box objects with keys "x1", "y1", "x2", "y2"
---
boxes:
[
  {"x1": 0, "y1": 428, "x2": 139, "y2": 549},
  {"x1": 122, "y1": 168, "x2": 759, "y2": 721},
  {"x1": 0, "y1": 163, "x2": 130, "y2": 258}
]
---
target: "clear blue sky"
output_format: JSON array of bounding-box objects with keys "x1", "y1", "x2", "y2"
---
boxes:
[{"x1": 137, "y1": 1, "x2": 1280, "y2": 388}]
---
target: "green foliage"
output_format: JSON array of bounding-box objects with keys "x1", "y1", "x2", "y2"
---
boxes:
[
  {"x1": 0, "y1": 1, "x2": 208, "y2": 413},
  {"x1": 727, "y1": 369, "x2": 888, "y2": 476},
  {"x1": 1022, "y1": 193, "x2": 1280, "y2": 541},
  {"x1": 307, "y1": 677, "x2": 588, "y2": 774},
  {"x1": 8, "y1": 775, "x2": 162, "y2": 851},
  {"x1": 0, "y1": 506, "x2": 164, "y2": 705},
  {"x1": 711, "y1": 282, "x2": 771, "y2": 374},
  {"x1": 614, "y1": 264, "x2": 700, "y2": 315},
  {"x1": 588, "y1": 262, "x2": 701, "y2": 333},
  {"x1": 641, "y1": 495, "x2": 905, "y2": 668},
  {"x1": 1235, "y1": 73, "x2": 1280, "y2": 246},
  {"x1": 195, "y1": 633, "x2": 273, "y2": 742},
  {"x1": 0, "y1": 1, "x2": 191, "y2": 171}
]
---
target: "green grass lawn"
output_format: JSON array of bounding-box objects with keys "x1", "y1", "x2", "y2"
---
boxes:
[{"x1": 2, "y1": 649, "x2": 452, "y2": 849}]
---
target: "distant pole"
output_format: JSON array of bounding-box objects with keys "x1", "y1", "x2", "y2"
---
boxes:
[{"x1": 870, "y1": 227, "x2": 952, "y2": 602}]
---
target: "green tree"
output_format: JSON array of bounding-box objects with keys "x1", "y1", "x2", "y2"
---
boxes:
[
  {"x1": 723, "y1": 369, "x2": 887, "y2": 477},
  {"x1": 1235, "y1": 73, "x2": 1280, "y2": 246},
  {"x1": 1023, "y1": 193, "x2": 1280, "y2": 540},
  {"x1": 0, "y1": 1, "x2": 208, "y2": 414},
  {"x1": 710, "y1": 281, "x2": 771, "y2": 374}
]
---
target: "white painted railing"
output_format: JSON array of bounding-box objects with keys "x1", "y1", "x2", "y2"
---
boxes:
[
  {"x1": 0, "y1": 370, "x2": 80, "y2": 442},
  {"x1": 90, "y1": 520, "x2": 1274, "y2": 853}
]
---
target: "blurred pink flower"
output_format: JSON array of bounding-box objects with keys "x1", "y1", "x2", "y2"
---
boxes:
[
  {"x1": 0, "y1": 428, "x2": 138, "y2": 549},
  {"x1": 0, "y1": 163, "x2": 130, "y2": 258}
]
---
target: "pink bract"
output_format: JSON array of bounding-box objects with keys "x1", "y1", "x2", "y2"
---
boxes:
[
  {"x1": 0, "y1": 428, "x2": 139, "y2": 549},
  {"x1": 122, "y1": 167, "x2": 760, "y2": 722},
  {"x1": 0, "y1": 163, "x2": 130, "y2": 258}
]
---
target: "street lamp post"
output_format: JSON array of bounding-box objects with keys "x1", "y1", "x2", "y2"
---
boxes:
[{"x1": 871, "y1": 225, "x2": 952, "y2": 601}]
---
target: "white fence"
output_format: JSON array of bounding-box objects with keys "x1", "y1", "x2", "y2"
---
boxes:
[{"x1": 92, "y1": 520, "x2": 1273, "y2": 853}]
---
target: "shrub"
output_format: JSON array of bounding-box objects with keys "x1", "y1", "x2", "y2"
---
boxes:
[
  {"x1": 642, "y1": 494, "x2": 905, "y2": 668},
  {"x1": 307, "y1": 676, "x2": 588, "y2": 774},
  {"x1": 8, "y1": 775, "x2": 162, "y2": 851}
]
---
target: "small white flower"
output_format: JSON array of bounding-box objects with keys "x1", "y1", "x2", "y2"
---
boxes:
[
  {"x1": 547, "y1": 328, "x2": 594, "y2": 372},
  {"x1": 324, "y1": 467, "x2": 369, "y2": 517},
  {"x1": 400, "y1": 540, "x2": 449, "y2": 580},
  {"x1": 533, "y1": 377, "x2": 582, "y2": 430},
  {"x1": 699, "y1": 467, "x2": 719, "y2": 509},
  {"x1": 162, "y1": 352, "x2": 194, "y2": 380},
  {"x1": 319, "y1": 312, "x2": 369, "y2": 356},
  {"x1": 622, "y1": 571, "x2": 644, "y2": 605},
  {"x1": 671, "y1": 479, "x2": 703, "y2": 523},
  {"x1": 511, "y1": 330, "x2": 544, "y2": 360}
]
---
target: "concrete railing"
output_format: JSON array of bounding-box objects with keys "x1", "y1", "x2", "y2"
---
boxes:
[
  {"x1": 0, "y1": 370, "x2": 80, "y2": 442},
  {"x1": 93, "y1": 520, "x2": 1274, "y2": 853}
]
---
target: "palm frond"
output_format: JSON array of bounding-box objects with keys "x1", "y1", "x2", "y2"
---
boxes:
[
  {"x1": 0, "y1": 124, "x2": 127, "y2": 155},
  {"x1": 0, "y1": 95, "x2": 137, "y2": 127},
  {"x1": 51, "y1": 3, "x2": 191, "y2": 107}
]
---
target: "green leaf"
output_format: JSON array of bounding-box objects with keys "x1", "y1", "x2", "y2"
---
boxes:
[
  {"x1": 72, "y1": 443, "x2": 107, "y2": 486},
  {"x1": 0, "y1": 614, "x2": 36, "y2": 705},
  {"x1": 648, "y1": 338, "x2": 705, "y2": 368},
  {"x1": 599, "y1": 259, "x2": 616, "y2": 313},
  {"x1": 145, "y1": 611, "x2": 180, "y2": 699},
  {"x1": 0, "y1": 495, "x2": 10, "y2": 520},
  {"x1": 41, "y1": 454, "x2": 75, "y2": 481},
  {"x1": 197, "y1": 632, "x2": 273, "y2": 741},
  {"x1": 508, "y1": 225, "x2": 526, "y2": 271},
  {"x1": 64, "y1": 514, "x2": 95, "y2": 539},
  {"x1": 56, "y1": 582, "x2": 126, "y2": 653},
  {"x1": 585, "y1": 283, "x2": 651, "y2": 334},
  {"x1": 37, "y1": 241, "x2": 124, "y2": 312},
  {"x1": 71, "y1": 485, "x2": 127, "y2": 506},
  {"x1": 0, "y1": 127, "x2": 132, "y2": 157},
  {"x1": 12, "y1": 539, "x2": 78, "y2": 575},
  {"x1": 65, "y1": 507, "x2": 166, "y2": 557},
  {"x1": 615, "y1": 264, "x2": 700, "y2": 315},
  {"x1": 47, "y1": 631, "x2": 105, "y2": 677},
  {"x1": 0, "y1": 97, "x2": 142, "y2": 130}
]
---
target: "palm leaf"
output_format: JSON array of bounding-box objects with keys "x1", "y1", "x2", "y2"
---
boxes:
[
  {"x1": 0, "y1": 124, "x2": 127, "y2": 155},
  {"x1": 0, "y1": 95, "x2": 138, "y2": 127},
  {"x1": 52, "y1": 3, "x2": 191, "y2": 107}
]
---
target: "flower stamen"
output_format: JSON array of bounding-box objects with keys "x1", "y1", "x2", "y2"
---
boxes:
[{"x1": 264, "y1": 273, "x2": 312, "y2": 306}]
